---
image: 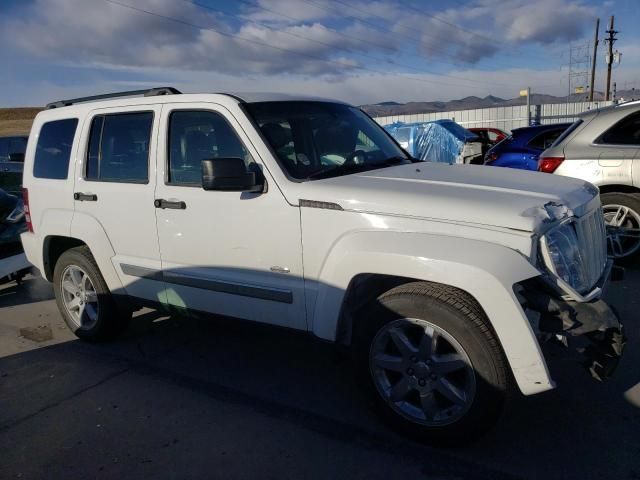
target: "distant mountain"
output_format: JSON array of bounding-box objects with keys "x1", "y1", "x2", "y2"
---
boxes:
[{"x1": 361, "y1": 90, "x2": 639, "y2": 117}]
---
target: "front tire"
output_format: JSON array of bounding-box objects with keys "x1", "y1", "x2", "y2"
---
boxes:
[
  {"x1": 356, "y1": 282, "x2": 509, "y2": 445},
  {"x1": 53, "y1": 246, "x2": 131, "y2": 341},
  {"x1": 601, "y1": 192, "x2": 640, "y2": 262}
]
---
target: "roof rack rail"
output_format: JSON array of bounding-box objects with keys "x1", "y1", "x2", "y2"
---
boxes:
[{"x1": 46, "y1": 87, "x2": 181, "y2": 109}]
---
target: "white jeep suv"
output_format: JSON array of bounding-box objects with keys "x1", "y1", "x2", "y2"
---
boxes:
[{"x1": 21, "y1": 88, "x2": 625, "y2": 444}]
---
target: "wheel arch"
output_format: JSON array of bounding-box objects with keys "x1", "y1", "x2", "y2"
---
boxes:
[
  {"x1": 598, "y1": 184, "x2": 640, "y2": 195},
  {"x1": 309, "y1": 231, "x2": 553, "y2": 395},
  {"x1": 42, "y1": 235, "x2": 86, "y2": 281}
]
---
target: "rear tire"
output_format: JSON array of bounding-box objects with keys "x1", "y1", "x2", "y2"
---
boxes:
[
  {"x1": 355, "y1": 282, "x2": 509, "y2": 445},
  {"x1": 601, "y1": 192, "x2": 640, "y2": 263},
  {"x1": 53, "y1": 246, "x2": 131, "y2": 341}
]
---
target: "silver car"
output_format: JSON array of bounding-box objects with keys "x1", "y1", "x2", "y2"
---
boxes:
[{"x1": 540, "y1": 100, "x2": 640, "y2": 261}]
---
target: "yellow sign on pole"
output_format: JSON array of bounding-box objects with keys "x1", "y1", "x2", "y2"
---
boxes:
[
  {"x1": 519, "y1": 89, "x2": 529, "y2": 97},
  {"x1": 575, "y1": 86, "x2": 585, "y2": 93}
]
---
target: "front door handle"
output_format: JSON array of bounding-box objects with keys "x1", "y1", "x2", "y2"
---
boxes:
[
  {"x1": 154, "y1": 199, "x2": 186, "y2": 210},
  {"x1": 74, "y1": 192, "x2": 98, "y2": 201}
]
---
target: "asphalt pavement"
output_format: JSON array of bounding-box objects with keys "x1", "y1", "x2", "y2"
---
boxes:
[{"x1": 0, "y1": 265, "x2": 639, "y2": 480}]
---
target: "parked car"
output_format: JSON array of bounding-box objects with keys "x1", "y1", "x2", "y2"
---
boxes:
[
  {"x1": 484, "y1": 123, "x2": 572, "y2": 171},
  {"x1": 0, "y1": 187, "x2": 30, "y2": 283},
  {"x1": 539, "y1": 100, "x2": 640, "y2": 261},
  {"x1": 0, "y1": 135, "x2": 28, "y2": 195},
  {"x1": 21, "y1": 87, "x2": 624, "y2": 444},
  {"x1": 468, "y1": 127, "x2": 508, "y2": 158},
  {"x1": 385, "y1": 119, "x2": 483, "y2": 164}
]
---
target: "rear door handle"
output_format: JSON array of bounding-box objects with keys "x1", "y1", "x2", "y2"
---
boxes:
[
  {"x1": 74, "y1": 192, "x2": 98, "y2": 201},
  {"x1": 154, "y1": 199, "x2": 186, "y2": 210}
]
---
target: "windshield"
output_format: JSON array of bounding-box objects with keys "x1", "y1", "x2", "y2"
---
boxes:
[{"x1": 244, "y1": 101, "x2": 411, "y2": 181}]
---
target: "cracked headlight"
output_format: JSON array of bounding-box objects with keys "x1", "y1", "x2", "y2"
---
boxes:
[{"x1": 540, "y1": 222, "x2": 589, "y2": 293}]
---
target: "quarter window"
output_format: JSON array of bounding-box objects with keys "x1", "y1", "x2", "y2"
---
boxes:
[
  {"x1": 86, "y1": 112, "x2": 153, "y2": 183},
  {"x1": 597, "y1": 111, "x2": 640, "y2": 145},
  {"x1": 33, "y1": 119, "x2": 78, "y2": 179},
  {"x1": 168, "y1": 110, "x2": 254, "y2": 186}
]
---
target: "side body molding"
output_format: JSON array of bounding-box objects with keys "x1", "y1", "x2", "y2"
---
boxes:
[{"x1": 310, "y1": 231, "x2": 552, "y2": 395}]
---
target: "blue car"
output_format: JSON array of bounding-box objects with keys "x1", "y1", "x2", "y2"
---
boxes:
[{"x1": 484, "y1": 123, "x2": 572, "y2": 171}]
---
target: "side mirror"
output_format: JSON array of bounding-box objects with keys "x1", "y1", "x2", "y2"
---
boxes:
[
  {"x1": 8, "y1": 152, "x2": 25, "y2": 163},
  {"x1": 201, "y1": 158, "x2": 263, "y2": 192}
]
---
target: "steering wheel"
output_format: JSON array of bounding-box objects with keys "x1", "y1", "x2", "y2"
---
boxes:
[{"x1": 343, "y1": 149, "x2": 368, "y2": 166}]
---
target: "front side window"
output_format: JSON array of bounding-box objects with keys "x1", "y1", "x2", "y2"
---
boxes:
[
  {"x1": 244, "y1": 101, "x2": 410, "y2": 181},
  {"x1": 33, "y1": 119, "x2": 78, "y2": 179},
  {"x1": 168, "y1": 110, "x2": 254, "y2": 185},
  {"x1": 86, "y1": 112, "x2": 153, "y2": 183},
  {"x1": 597, "y1": 111, "x2": 640, "y2": 145}
]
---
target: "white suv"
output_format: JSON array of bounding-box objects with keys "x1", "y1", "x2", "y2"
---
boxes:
[{"x1": 21, "y1": 88, "x2": 625, "y2": 444}]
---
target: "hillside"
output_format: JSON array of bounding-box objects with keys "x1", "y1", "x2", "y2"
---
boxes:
[
  {"x1": 0, "y1": 108, "x2": 42, "y2": 136},
  {"x1": 360, "y1": 90, "x2": 639, "y2": 117}
]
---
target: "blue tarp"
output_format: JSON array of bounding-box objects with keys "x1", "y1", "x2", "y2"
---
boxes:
[{"x1": 384, "y1": 120, "x2": 477, "y2": 164}]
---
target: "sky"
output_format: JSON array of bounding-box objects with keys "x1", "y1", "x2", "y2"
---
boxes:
[{"x1": 1, "y1": 0, "x2": 639, "y2": 107}]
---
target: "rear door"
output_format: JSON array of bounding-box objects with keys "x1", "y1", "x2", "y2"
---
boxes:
[{"x1": 73, "y1": 105, "x2": 164, "y2": 302}]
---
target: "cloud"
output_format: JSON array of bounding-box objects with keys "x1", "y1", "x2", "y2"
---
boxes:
[
  {"x1": 2, "y1": 0, "x2": 367, "y2": 75},
  {"x1": 481, "y1": 0, "x2": 595, "y2": 44}
]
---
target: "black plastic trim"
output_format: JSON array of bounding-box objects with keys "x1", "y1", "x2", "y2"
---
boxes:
[{"x1": 120, "y1": 263, "x2": 293, "y2": 304}]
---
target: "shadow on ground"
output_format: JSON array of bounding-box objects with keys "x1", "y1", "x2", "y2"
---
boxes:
[{"x1": 0, "y1": 265, "x2": 639, "y2": 480}]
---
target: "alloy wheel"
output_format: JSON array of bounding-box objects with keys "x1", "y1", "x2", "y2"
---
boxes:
[
  {"x1": 369, "y1": 318, "x2": 476, "y2": 426},
  {"x1": 60, "y1": 265, "x2": 99, "y2": 329},
  {"x1": 603, "y1": 204, "x2": 640, "y2": 259}
]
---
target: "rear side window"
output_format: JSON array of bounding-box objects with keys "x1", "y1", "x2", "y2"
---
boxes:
[
  {"x1": 597, "y1": 111, "x2": 640, "y2": 145},
  {"x1": 33, "y1": 119, "x2": 78, "y2": 179},
  {"x1": 527, "y1": 129, "x2": 565, "y2": 150},
  {"x1": 86, "y1": 112, "x2": 153, "y2": 183}
]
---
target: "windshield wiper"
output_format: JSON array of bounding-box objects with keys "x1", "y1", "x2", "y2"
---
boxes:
[{"x1": 306, "y1": 162, "x2": 373, "y2": 180}]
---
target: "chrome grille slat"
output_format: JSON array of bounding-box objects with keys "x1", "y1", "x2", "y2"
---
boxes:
[{"x1": 574, "y1": 208, "x2": 607, "y2": 290}]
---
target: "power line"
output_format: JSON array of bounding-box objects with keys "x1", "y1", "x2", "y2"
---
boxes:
[
  {"x1": 182, "y1": 0, "x2": 512, "y2": 88},
  {"x1": 327, "y1": 0, "x2": 558, "y2": 65},
  {"x1": 232, "y1": 0, "x2": 396, "y2": 53},
  {"x1": 101, "y1": 0, "x2": 508, "y2": 91}
]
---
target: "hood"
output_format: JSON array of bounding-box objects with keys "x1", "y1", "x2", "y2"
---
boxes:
[{"x1": 294, "y1": 162, "x2": 600, "y2": 232}]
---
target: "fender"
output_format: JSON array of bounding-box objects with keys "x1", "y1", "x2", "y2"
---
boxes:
[
  {"x1": 69, "y1": 211, "x2": 125, "y2": 294},
  {"x1": 311, "y1": 230, "x2": 553, "y2": 395}
]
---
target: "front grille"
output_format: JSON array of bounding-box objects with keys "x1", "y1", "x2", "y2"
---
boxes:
[{"x1": 575, "y1": 207, "x2": 608, "y2": 289}]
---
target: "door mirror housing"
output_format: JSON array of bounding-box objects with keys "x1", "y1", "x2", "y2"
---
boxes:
[
  {"x1": 201, "y1": 158, "x2": 263, "y2": 192},
  {"x1": 8, "y1": 152, "x2": 25, "y2": 163}
]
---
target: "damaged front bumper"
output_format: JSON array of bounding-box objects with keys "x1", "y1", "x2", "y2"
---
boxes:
[{"x1": 516, "y1": 264, "x2": 626, "y2": 381}]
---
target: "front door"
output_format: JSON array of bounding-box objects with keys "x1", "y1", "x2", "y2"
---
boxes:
[
  {"x1": 154, "y1": 104, "x2": 306, "y2": 330},
  {"x1": 73, "y1": 104, "x2": 164, "y2": 303}
]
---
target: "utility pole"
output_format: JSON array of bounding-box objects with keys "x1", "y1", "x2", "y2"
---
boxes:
[
  {"x1": 605, "y1": 16, "x2": 617, "y2": 101},
  {"x1": 526, "y1": 87, "x2": 531, "y2": 126},
  {"x1": 589, "y1": 18, "x2": 599, "y2": 101}
]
